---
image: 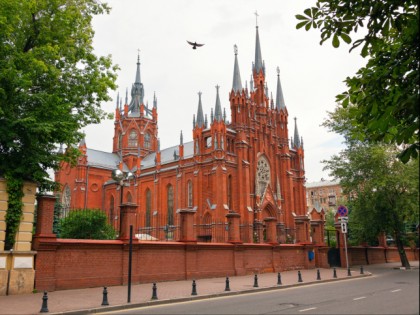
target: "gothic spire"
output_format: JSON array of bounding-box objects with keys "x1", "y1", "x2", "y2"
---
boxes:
[
  {"x1": 232, "y1": 45, "x2": 242, "y2": 93},
  {"x1": 293, "y1": 117, "x2": 301, "y2": 148},
  {"x1": 195, "y1": 92, "x2": 204, "y2": 128},
  {"x1": 253, "y1": 12, "x2": 263, "y2": 74},
  {"x1": 276, "y1": 67, "x2": 286, "y2": 110},
  {"x1": 128, "y1": 51, "x2": 145, "y2": 115},
  {"x1": 214, "y1": 85, "x2": 223, "y2": 122}
]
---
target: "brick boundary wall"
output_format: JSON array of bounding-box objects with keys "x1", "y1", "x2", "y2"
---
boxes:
[{"x1": 32, "y1": 238, "x2": 418, "y2": 291}]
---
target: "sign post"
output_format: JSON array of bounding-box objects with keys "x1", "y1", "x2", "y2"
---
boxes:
[{"x1": 337, "y1": 205, "x2": 349, "y2": 273}]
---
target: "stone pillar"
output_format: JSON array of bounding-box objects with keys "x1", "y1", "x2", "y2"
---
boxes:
[
  {"x1": 253, "y1": 220, "x2": 263, "y2": 243},
  {"x1": 118, "y1": 203, "x2": 138, "y2": 241},
  {"x1": 0, "y1": 180, "x2": 38, "y2": 296},
  {"x1": 310, "y1": 221, "x2": 325, "y2": 245},
  {"x1": 294, "y1": 215, "x2": 311, "y2": 244},
  {"x1": 34, "y1": 195, "x2": 57, "y2": 238},
  {"x1": 226, "y1": 212, "x2": 242, "y2": 244},
  {"x1": 378, "y1": 232, "x2": 387, "y2": 247},
  {"x1": 276, "y1": 223, "x2": 286, "y2": 244},
  {"x1": 178, "y1": 209, "x2": 196, "y2": 242},
  {"x1": 264, "y1": 217, "x2": 278, "y2": 245}
]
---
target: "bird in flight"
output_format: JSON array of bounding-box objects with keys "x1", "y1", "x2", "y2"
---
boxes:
[{"x1": 187, "y1": 41, "x2": 204, "y2": 49}]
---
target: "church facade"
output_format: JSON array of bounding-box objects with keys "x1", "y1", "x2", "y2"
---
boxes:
[{"x1": 55, "y1": 25, "x2": 310, "y2": 244}]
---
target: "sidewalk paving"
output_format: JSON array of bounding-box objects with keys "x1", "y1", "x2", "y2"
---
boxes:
[{"x1": 0, "y1": 264, "x2": 391, "y2": 315}]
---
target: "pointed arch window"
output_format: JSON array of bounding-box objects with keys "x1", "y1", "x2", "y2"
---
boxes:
[
  {"x1": 167, "y1": 185, "x2": 174, "y2": 226},
  {"x1": 187, "y1": 180, "x2": 193, "y2": 208},
  {"x1": 145, "y1": 189, "x2": 151, "y2": 227},
  {"x1": 127, "y1": 192, "x2": 132, "y2": 203},
  {"x1": 227, "y1": 175, "x2": 232, "y2": 210},
  {"x1": 128, "y1": 130, "x2": 138, "y2": 147},
  {"x1": 109, "y1": 195, "x2": 115, "y2": 224},
  {"x1": 118, "y1": 132, "x2": 122, "y2": 150},
  {"x1": 61, "y1": 185, "x2": 71, "y2": 218},
  {"x1": 144, "y1": 132, "x2": 151, "y2": 149}
]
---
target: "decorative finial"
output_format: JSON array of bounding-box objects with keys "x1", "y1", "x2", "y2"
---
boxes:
[
  {"x1": 277, "y1": 66, "x2": 280, "y2": 76},
  {"x1": 137, "y1": 49, "x2": 140, "y2": 63},
  {"x1": 198, "y1": 91, "x2": 202, "y2": 97},
  {"x1": 254, "y1": 11, "x2": 259, "y2": 27},
  {"x1": 215, "y1": 84, "x2": 220, "y2": 91},
  {"x1": 234, "y1": 44, "x2": 238, "y2": 55}
]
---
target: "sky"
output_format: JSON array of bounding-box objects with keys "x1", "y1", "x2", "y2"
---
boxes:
[{"x1": 83, "y1": 0, "x2": 367, "y2": 183}]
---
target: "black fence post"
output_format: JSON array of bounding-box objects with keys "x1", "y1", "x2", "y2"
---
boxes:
[
  {"x1": 151, "y1": 283, "x2": 158, "y2": 300},
  {"x1": 277, "y1": 272, "x2": 282, "y2": 285},
  {"x1": 101, "y1": 287, "x2": 109, "y2": 306},
  {"x1": 333, "y1": 267, "x2": 337, "y2": 278},
  {"x1": 298, "y1": 270, "x2": 303, "y2": 283},
  {"x1": 253, "y1": 274, "x2": 259, "y2": 287},
  {"x1": 225, "y1": 277, "x2": 230, "y2": 291},
  {"x1": 360, "y1": 266, "x2": 364, "y2": 274},
  {"x1": 316, "y1": 269, "x2": 321, "y2": 280},
  {"x1": 191, "y1": 280, "x2": 197, "y2": 296},
  {"x1": 40, "y1": 291, "x2": 49, "y2": 313},
  {"x1": 347, "y1": 267, "x2": 352, "y2": 276}
]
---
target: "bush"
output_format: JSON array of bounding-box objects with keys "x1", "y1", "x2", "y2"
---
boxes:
[{"x1": 59, "y1": 209, "x2": 116, "y2": 240}]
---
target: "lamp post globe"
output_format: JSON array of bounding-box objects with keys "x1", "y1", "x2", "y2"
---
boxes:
[{"x1": 112, "y1": 169, "x2": 124, "y2": 182}]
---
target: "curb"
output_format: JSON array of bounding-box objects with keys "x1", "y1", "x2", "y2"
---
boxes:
[{"x1": 52, "y1": 273, "x2": 371, "y2": 315}]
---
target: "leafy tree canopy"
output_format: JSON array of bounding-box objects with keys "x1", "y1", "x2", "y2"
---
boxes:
[
  {"x1": 59, "y1": 209, "x2": 116, "y2": 240},
  {"x1": 0, "y1": 0, "x2": 118, "y2": 190},
  {"x1": 297, "y1": 0, "x2": 419, "y2": 163},
  {"x1": 323, "y1": 140, "x2": 419, "y2": 267}
]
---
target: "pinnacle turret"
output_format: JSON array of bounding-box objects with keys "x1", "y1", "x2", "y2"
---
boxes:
[
  {"x1": 214, "y1": 85, "x2": 223, "y2": 122},
  {"x1": 276, "y1": 67, "x2": 286, "y2": 110},
  {"x1": 195, "y1": 92, "x2": 205, "y2": 128},
  {"x1": 293, "y1": 117, "x2": 301, "y2": 148},
  {"x1": 232, "y1": 45, "x2": 243, "y2": 93}
]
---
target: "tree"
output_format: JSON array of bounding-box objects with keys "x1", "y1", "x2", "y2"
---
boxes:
[
  {"x1": 323, "y1": 142, "x2": 419, "y2": 268},
  {"x1": 59, "y1": 209, "x2": 116, "y2": 240},
  {"x1": 0, "y1": 0, "x2": 117, "y2": 248},
  {"x1": 296, "y1": 0, "x2": 419, "y2": 163}
]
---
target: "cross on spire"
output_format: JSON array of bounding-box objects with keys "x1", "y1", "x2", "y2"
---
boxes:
[{"x1": 254, "y1": 11, "x2": 259, "y2": 27}]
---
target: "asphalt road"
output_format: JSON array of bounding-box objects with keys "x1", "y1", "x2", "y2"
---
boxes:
[{"x1": 100, "y1": 264, "x2": 419, "y2": 315}]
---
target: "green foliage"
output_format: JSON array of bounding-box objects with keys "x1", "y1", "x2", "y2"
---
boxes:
[
  {"x1": 0, "y1": 0, "x2": 118, "y2": 191},
  {"x1": 59, "y1": 209, "x2": 116, "y2": 240},
  {"x1": 4, "y1": 175, "x2": 24, "y2": 249},
  {"x1": 297, "y1": 0, "x2": 419, "y2": 163},
  {"x1": 323, "y1": 142, "x2": 419, "y2": 266}
]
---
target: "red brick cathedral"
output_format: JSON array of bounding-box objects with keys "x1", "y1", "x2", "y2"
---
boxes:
[{"x1": 55, "y1": 25, "x2": 310, "y2": 244}]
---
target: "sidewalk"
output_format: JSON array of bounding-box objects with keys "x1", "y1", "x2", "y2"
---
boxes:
[{"x1": 0, "y1": 265, "x2": 377, "y2": 315}]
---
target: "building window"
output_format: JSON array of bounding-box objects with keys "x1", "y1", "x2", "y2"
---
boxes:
[
  {"x1": 167, "y1": 185, "x2": 174, "y2": 225},
  {"x1": 145, "y1": 189, "x2": 151, "y2": 227},
  {"x1": 127, "y1": 192, "x2": 132, "y2": 203},
  {"x1": 187, "y1": 180, "x2": 193, "y2": 208},
  {"x1": 61, "y1": 185, "x2": 71, "y2": 218},
  {"x1": 144, "y1": 132, "x2": 151, "y2": 149},
  {"x1": 205, "y1": 136, "x2": 212, "y2": 148},
  {"x1": 227, "y1": 175, "x2": 232, "y2": 210},
  {"x1": 109, "y1": 195, "x2": 115, "y2": 224},
  {"x1": 128, "y1": 130, "x2": 138, "y2": 147},
  {"x1": 118, "y1": 132, "x2": 122, "y2": 150}
]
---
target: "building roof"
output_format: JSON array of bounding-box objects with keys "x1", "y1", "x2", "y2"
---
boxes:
[{"x1": 305, "y1": 179, "x2": 341, "y2": 188}]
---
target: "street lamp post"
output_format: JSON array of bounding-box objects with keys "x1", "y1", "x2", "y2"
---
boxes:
[
  {"x1": 112, "y1": 169, "x2": 135, "y2": 234},
  {"x1": 111, "y1": 168, "x2": 135, "y2": 303}
]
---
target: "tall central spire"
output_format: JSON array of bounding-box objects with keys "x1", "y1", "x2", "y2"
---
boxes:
[{"x1": 254, "y1": 11, "x2": 263, "y2": 74}]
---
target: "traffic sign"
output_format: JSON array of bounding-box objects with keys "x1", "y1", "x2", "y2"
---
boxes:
[
  {"x1": 341, "y1": 222, "x2": 347, "y2": 233},
  {"x1": 337, "y1": 205, "x2": 348, "y2": 216}
]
